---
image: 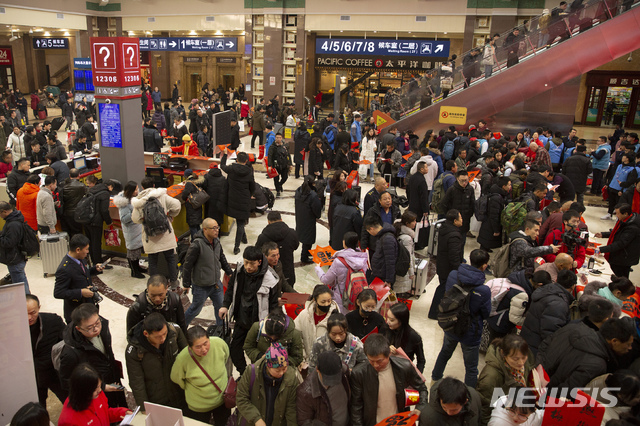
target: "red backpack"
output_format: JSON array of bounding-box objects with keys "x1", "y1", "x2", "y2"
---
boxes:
[{"x1": 338, "y1": 257, "x2": 368, "y2": 310}]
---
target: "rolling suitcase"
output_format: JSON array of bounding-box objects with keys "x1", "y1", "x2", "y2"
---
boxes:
[
  {"x1": 411, "y1": 258, "x2": 430, "y2": 297},
  {"x1": 426, "y1": 219, "x2": 445, "y2": 257},
  {"x1": 40, "y1": 232, "x2": 69, "y2": 277}
]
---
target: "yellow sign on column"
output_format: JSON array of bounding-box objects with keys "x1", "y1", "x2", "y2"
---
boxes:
[
  {"x1": 438, "y1": 106, "x2": 467, "y2": 125},
  {"x1": 284, "y1": 127, "x2": 292, "y2": 139}
]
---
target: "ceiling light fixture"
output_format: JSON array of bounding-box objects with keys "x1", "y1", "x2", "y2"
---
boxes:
[
  {"x1": 44, "y1": 31, "x2": 51, "y2": 36},
  {"x1": 189, "y1": 30, "x2": 197, "y2": 35}
]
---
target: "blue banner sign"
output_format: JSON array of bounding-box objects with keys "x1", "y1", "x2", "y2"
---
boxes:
[
  {"x1": 99, "y1": 103, "x2": 123, "y2": 149},
  {"x1": 139, "y1": 37, "x2": 238, "y2": 52},
  {"x1": 33, "y1": 38, "x2": 69, "y2": 49},
  {"x1": 315, "y1": 38, "x2": 449, "y2": 58},
  {"x1": 74, "y1": 58, "x2": 92, "y2": 69}
]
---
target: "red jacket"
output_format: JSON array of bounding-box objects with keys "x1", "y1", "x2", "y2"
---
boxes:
[
  {"x1": 542, "y1": 226, "x2": 586, "y2": 268},
  {"x1": 16, "y1": 182, "x2": 39, "y2": 230},
  {"x1": 30, "y1": 93, "x2": 39, "y2": 110},
  {"x1": 146, "y1": 93, "x2": 153, "y2": 110},
  {"x1": 58, "y1": 392, "x2": 128, "y2": 426},
  {"x1": 0, "y1": 161, "x2": 12, "y2": 178},
  {"x1": 240, "y1": 101, "x2": 250, "y2": 118},
  {"x1": 170, "y1": 141, "x2": 199, "y2": 156}
]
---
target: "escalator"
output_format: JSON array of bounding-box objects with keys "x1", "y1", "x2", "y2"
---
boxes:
[{"x1": 394, "y1": 2, "x2": 640, "y2": 135}]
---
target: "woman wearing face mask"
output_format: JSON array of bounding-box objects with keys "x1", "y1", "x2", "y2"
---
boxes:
[
  {"x1": 244, "y1": 309, "x2": 304, "y2": 368},
  {"x1": 382, "y1": 303, "x2": 425, "y2": 373},
  {"x1": 309, "y1": 312, "x2": 366, "y2": 370},
  {"x1": 476, "y1": 334, "x2": 535, "y2": 425},
  {"x1": 346, "y1": 288, "x2": 387, "y2": 340},
  {"x1": 295, "y1": 284, "x2": 341, "y2": 364},
  {"x1": 236, "y1": 343, "x2": 299, "y2": 426},
  {"x1": 58, "y1": 363, "x2": 130, "y2": 426},
  {"x1": 170, "y1": 326, "x2": 231, "y2": 425}
]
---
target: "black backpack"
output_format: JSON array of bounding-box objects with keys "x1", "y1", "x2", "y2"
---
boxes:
[
  {"x1": 262, "y1": 186, "x2": 275, "y2": 209},
  {"x1": 437, "y1": 281, "x2": 475, "y2": 337},
  {"x1": 142, "y1": 197, "x2": 172, "y2": 240},
  {"x1": 74, "y1": 193, "x2": 96, "y2": 224},
  {"x1": 19, "y1": 223, "x2": 39, "y2": 257},
  {"x1": 395, "y1": 236, "x2": 411, "y2": 277}
]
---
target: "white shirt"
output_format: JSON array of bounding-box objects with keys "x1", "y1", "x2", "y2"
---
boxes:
[{"x1": 488, "y1": 396, "x2": 543, "y2": 426}]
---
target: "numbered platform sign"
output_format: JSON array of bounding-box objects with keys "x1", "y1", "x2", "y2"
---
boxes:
[{"x1": 90, "y1": 37, "x2": 141, "y2": 88}]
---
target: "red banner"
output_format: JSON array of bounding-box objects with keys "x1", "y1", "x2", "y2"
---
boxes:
[{"x1": 0, "y1": 48, "x2": 12, "y2": 65}]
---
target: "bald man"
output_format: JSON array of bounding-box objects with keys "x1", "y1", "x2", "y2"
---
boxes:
[
  {"x1": 535, "y1": 253, "x2": 574, "y2": 282},
  {"x1": 363, "y1": 177, "x2": 387, "y2": 215}
]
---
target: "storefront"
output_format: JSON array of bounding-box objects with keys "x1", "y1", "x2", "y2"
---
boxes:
[
  {"x1": 0, "y1": 47, "x2": 15, "y2": 90},
  {"x1": 580, "y1": 71, "x2": 640, "y2": 128}
]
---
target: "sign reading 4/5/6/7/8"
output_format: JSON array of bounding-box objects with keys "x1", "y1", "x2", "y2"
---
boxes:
[{"x1": 315, "y1": 37, "x2": 450, "y2": 58}]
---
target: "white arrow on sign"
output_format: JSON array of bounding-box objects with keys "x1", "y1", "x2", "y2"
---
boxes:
[
  {"x1": 225, "y1": 41, "x2": 234, "y2": 48},
  {"x1": 169, "y1": 41, "x2": 177, "y2": 48},
  {"x1": 435, "y1": 45, "x2": 444, "y2": 53}
]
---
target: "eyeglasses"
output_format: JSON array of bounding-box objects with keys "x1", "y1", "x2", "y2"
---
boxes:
[
  {"x1": 204, "y1": 226, "x2": 220, "y2": 231},
  {"x1": 80, "y1": 318, "x2": 102, "y2": 332},
  {"x1": 506, "y1": 408, "x2": 532, "y2": 421}
]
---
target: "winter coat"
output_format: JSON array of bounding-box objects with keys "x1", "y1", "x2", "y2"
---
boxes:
[
  {"x1": 86, "y1": 183, "x2": 113, "y2": 228},
  {"x1": 295, "y1": 186, "x2": 322, "y2": 245},
  {"x1": 440, "y1": 181, "x2": 476, "y2": 233},
  {"x1": 236, "y1": 358, "x2": 298, "y2": 426},
  {"x1": 256, "y1": 221, "x2": 300, "y2": 286},
  {"x1": 253, "y1": 109, "x2": 265, "y2": 131},
  {"x1": 80, "y1": 121, "x2": 97, "y2": 143},
  {"x1": 183, "y1": 230, "x2": 232, "y2": 290},
  {"x1": 229, "y1": 123, "x2": 241, "y2": 151},
  {"x1": 486, "y1": 270, "x2": 534, "y2": 335},
  {"x1": 49, "y1": 158, "x2": 70, "y2": 186},
  {"x1": 370, "y1": 223, "x2": 399, "y2": 284},
  {"x1": 202, "y1": 167, "x2": 226, "y2": 225},
  {"x1": 151, "y1": 90, "x2": 162, "y2": 103},
  {"x1": 445, "y1": 264, "x2": 491, "y2": 346},
  {"x1": 297, "y1": 365, "x2": 351, "y2": 426},
  {"x1": 268, "y1": 142, "x2": 292, "y2": 174},
  {"x1": 377, "y1": 148, "x2": 403, "y2": 177},
  {"x1": 15, "y1": 182, "x2": 39, "y2": 230},
  {"x1": 126, "y1": 289, "x2": 186, "y2": 334},
  {"x1": 295, "y1": 299, "x2": 342, "y2": 360},
  {"x1": 181, "y1": 175, "x2": 205, "y2": 226},
  {"x1": 520, "y1": 282, "x2": 575, "y2": 355},
  {"x1": 62, "y1": 179, "x2": 87, "y2": 219},
  {"x1": 476, "y1": 342, "x2": 535, "y2": 424},
  {"x1": 36, "y1": 187, "x2": 56, "y2": 230},
  {"x1": 508, "y1": 231, "x2": 554, "y2": 275},
  {"x1": 419, "y1": 383, "x2": 482, "y2": 426},
  {"x1": 537, "y1": 321, "x2": 614, "y2": 390},
  {"x1": 53, "y1": 254, "x2": 98, "y2": 321},
  {"x1": 599, "y1": 213, "x2": 640, "y2": 267},
  {"x1": 113, "y1": 193, "x2": 143, "y2": 251},
  {"x1": 539, "y1": 212, "x2": 588, "y2": 246},
  {"x1": 30, "y1": 312, "x2": 65, "y2": 388},
  {"x1": 350, "y1": 356, "x2": 429, "y2": 426},
  {"x1": 346, "y1": 310, "x2": 387, "y2": 341},
  {"x1": 307, "y1": 146, "x2": 325, "y2": 176},
  {"x1": 8, "y1": 132, "x2": 26, "y2": 160},
  {"x1": 58, "y1": 317, "x2": 121, "y2": 392},
  {"x1": 407, "y1": 172, "x2": 430, "y2": 218},
  {"x1": 7, "y1": 168, "x2": 29, "y2": 204},
  {"x1": 125, "y1": 321, "x2": 187, "y2": 408},
  {"x1": 0, "y1": 160, "x2": 11, "y2": 178},
  {"x1": 331, "y1": 203, "x2": 363, "y2": 251},
  {"x1": 361, "y1": 136, "x2": 376, "y2": 162},
  {"x1": 395, "y1": 225, "x2": 416, "y2": 294},
  {"x1": 361, "y1": 202, "x2": 401, "y2": 253},
  {"x1": 171, "y1": 337, "x2": 230, "y2": 413},
  {"x1": 223, "y1": 258, "x2": 279, "y2": 329},
  {"x1": 542, "y1": 227, "x2": 586, "y2": 268},
  {"x1": 131, "y1": 187, "x2": 181, "y2": 254},
  {"x1": 143, "y1": 124, "x2": 163, "y2": 152},
  {"x1": 309, "y1": 332, "x2": 366, "y2": 370},
  {"x1": 58, "y1": 391, "x2": 128, "y2": 426},
  {"x1": 221, "y1": 157, "x2": 255, "y2": 221},
  {"x1": 562, "y1": 152, "x2": 593, "y2": 193},
  {"x1": 244, "y1": 317, "x2": 304, "y2": 367},
  {"x1": 477, "y1": 185, "x2": 507, "y2": 249},
  {"x1": 294, "y1": 129, "x2": 311, "y2": 164},
  {"x1": 173, "y1": 120, "x2": 188, "y2": 143},
  {"x1": 436, "y1": 221, "x2": 464, "y2": 281},
  {"x1": 315, "y1": 248, "x2": 369, "y2": 313}
]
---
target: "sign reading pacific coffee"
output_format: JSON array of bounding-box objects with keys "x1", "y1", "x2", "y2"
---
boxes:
[{"x1": 315, "y1": 37, "x2": 450, "y2": 70}]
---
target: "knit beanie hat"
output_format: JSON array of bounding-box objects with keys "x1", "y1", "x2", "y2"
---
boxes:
[{"x1": 265, "y1": 342, "x2": 288, "y2": 368}]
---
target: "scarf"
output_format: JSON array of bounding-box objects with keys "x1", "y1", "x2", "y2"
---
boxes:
[
  {"x1": 633, "y1": 190, "x2": 640, "y2": 214},
  {"x1": 505, "y1": 362, "x2": 527, "y2": 387},
  {"x1": 604, "y1": 215, "x2": 631, "y2": 261},
  {"x1": 146, "y1": 291, "x2": 167, "y2": 311}
]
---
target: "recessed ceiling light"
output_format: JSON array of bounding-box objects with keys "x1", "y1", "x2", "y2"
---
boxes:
[
  {"x1": 44, "y1": 31, "x2": 50, "y2": 36},
  {"x1": 443, "y1": 31, "x2": 448, "y2": 34},
  {"x1": 189, "y1": 30, "x2": 197, "y2": 35},
  {"x1": 340, "y1": 30, "x2": 343, "y2": 32},
  {"x1": 64, "y1": 32, "x2": 70, "y2": 36}
]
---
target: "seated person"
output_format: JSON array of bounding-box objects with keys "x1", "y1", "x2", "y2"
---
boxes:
[{"x1": 171, "y1": 134, "x2": 199, "y2": 156}]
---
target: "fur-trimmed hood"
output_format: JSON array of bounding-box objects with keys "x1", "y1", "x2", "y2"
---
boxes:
[{"x1": 131, "y1": 187, "x2": 168, "y2": 209}]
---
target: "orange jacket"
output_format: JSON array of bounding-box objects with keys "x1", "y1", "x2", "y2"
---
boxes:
[
  {"x1": 16, "y1": 182, "x2": 40, "y2": 230},
  {"x1": 170, "y1": 141, "x2": 199, "y2": 156}
]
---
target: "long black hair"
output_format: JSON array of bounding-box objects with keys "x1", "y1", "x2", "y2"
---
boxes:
[
  {"x1": 383, "y1": 303, "x2": 415, "y2": 349},
  {"x1": 68, "y1": 363, "x2": 101, "y2": 412}
]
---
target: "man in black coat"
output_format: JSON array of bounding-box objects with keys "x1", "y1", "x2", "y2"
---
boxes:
[
  {"x1": 126, "y1": 274, "x2": 187, "y2": 334},
  {"x1": 79, "y1": 115, "x2": 97, "y2": 143},
  {"x1": 53, "y1": 234, "x2": 104, "y2": 322},
  {"x1": 595, "y1": 204, "x2": 640, "y2": 278},
  {"x1": 429, "y1": 209, "x2": 465, "y2": 319},
  {"x1": 142, "y1": 118, "x2": 163, "y2": 152},
  {"x1": 61, "y1": 169, "x2": 87, "y2": 238},
  {"x1": 46, "y1": 133, "x2": 68, "y2": 161},
  {"x1": 6, "y1": 157, "x2": 30, "y2": 205},
  {"x1": 364, "y1": 218, "x2": 398, "y2": 287},
  {"x1": 229, "y1": 117, "x2": 241, "y2": 151},
  {"x1": 562, "y1": 144, "x2": 592, "y2": 205},
  {"x1": 0, "y1": 202, "x2": 31, "y2": 292},
  {"x1": 85, "y1": 176, "x2": 114, "y2": 266},
  {"x1": 336, "y1": 124, "x2": 351, "y2": 150},
  {"x1": 26, "y1": 294, "x2": 67, "y2": 406},
  {"x1": 295, "y1": 178, "x2": 323, "y2": 263},
  {"x1": 46, "y1": 152, "x2": 70, "y2": 186},
  {"x1": 477, "y1": 177, "x2": 511, "y2": 251},
  {"x1": 255, "y1": 211, "x2": 300, "y2": 286},
  {"x1": 363, "y1": 177, "x2": 387, "y2": 216},
  {"x1": 203, "y1": 166, "x2": 226, "y2": 227},
  {"x1": 407, "y1": 161, "x2": 430, "y2": 218},
  {"x1": 59, "y1": 303, "x2": 127, "y2": 407},
  {"x1": 439, "y1": 170, "x2": 475, "y2": 244},
  {"x1": 221, "y1": 152, "x2": 255, "y2": 255}
]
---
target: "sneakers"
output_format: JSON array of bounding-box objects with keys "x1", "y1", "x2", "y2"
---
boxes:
[{"x1": 600, "y1": 213, "x2": 612, "y2": 220}]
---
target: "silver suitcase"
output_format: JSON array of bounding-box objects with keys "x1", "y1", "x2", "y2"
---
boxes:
[
  {"x1": 40, "y1": 232, "x2": 69, "y2": 277},
  {"x1": 426, "y1": 219, "x2": 445, "y2": 257},
  {"x1": 412, "y1": 258, "x2": 430, "y2": 297}
]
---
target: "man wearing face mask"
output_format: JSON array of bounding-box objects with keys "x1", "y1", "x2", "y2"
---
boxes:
[
  {"x1": 297, "y1": 351, "x2": 351, "y2": 426},
  {"x1": 126, "y1": 275, "x2": 187, "y2": 334},
  {"x1": 220, "y1": 246, "x2": 280, "y2": 374}
]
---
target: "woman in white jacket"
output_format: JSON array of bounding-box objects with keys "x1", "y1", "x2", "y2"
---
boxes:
[
  {"x1": 7, "y1": 125, "x2": 25, "y2": 165},
  {"x1": 294, "y1": 284, "x2": 341, "y2": 363},
  {"x1": 360, "y1": 127, "x2": 377, "y2": 182}
]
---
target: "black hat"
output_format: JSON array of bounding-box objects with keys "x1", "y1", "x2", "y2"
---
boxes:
[{"x1": 317, "y1": 351, "x2": 342, "y2": 387}]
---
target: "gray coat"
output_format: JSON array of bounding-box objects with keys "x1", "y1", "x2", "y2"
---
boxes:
[
  {"x1": 181, "y1": 230, "x2": 232, "y2": 288},
  {"x1": 113, "y1": 193, "x2": 143, "y2": 251},
  {"x1": 36, "y1": 187, "x2": 56, "y2": 229}
]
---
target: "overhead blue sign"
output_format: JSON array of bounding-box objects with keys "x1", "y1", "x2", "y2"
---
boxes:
[
  {"x1": 74, "y1": 57, "x2": 92, "y2": 69},
  {"x1": 315, "y1": 38, "x2": 449, "y2": 58},
  {"x1": 139, "y1": 37, "x2": 238, "y2": 52},
  {"x1": 33, "y1": 38, "x2": 69, "y2": 49},
  {"x1": 99, "y1": 103, "x2": 122, "y2": 149}
]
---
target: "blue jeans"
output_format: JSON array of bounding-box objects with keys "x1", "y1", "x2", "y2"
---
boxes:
[
  {"x1": 431, "y1": 333, "x2": 480, "y2": 387},
  {"x1": 185, "y1": 282, "x2": 223, "y2": 325},
  {"x1": 8, "y1": 260, "x2": 30, "y2": 294},
  {"x1": 484, "y1": 64, "x2": 493, "y2": 78}
]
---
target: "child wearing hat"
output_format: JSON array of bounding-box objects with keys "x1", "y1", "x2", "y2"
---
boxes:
[{"x1": 171, "y1": 134, "x2": 199, "y2": 156}]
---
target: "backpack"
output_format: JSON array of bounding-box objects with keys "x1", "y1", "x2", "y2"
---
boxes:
[
  {"x1": 500, "y1": 198, "x2": 530, "y2": 236},
  {"x1": 262, "y1": 186, "x2": 275, "y2": 209},
  {"x1": 489, "y1": 238, "x2": 525, "y2": 278},
  {"x1": 338, "y1": 257, "x2": 368, "y2": 310},
  {"x1": 431, "y1": 174, "x2": 447, "y2": 214},
  {"x1": 142, "y1": 197, "x2": 172, "y2": 240},
  {"x1": 74, "y1": 193, "x2": 97, "y2": 224},
  {"x1": 19, "y1": 222, "x2": 40, "y2": 258},
  {"x1": 443, "y1": 139, "x2": 455, "y2": 161},
  {"x1": 395, "y1": 236, "x2": 411, "y2": 277},
  {"x1": 437, "y1": 281, "x2": 475, "y2": 337},
  {"x1": 474, "y1": 193, "x2": 491, "y2": 222},
  {"x1": 484, "y1": 277, "x2": 525, "y2": 316},
  {"x1": 509, "y1": 177, "x2": 524, "y2": 199},
  {"x1": 51, "y1": 340, "x2": 66, "y2": 371}
]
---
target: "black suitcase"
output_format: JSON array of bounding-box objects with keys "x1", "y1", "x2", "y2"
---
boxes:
[
  {"x1": 427, "y1": 219, "x2": 445, "y2": 257},
  {"x1": 51, "y1": 117, "x2": 65, "y2": 131},
  {"x1": 352, "y1": 185, "x2": 362, "y2": 203}
]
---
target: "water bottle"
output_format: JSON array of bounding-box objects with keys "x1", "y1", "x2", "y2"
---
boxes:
[{"x1": 594, "y1": 247, "x2": 600, "y2": 258}]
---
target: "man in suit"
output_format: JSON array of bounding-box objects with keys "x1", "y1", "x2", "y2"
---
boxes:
[
  {"x1": 407, "y1": 161, "x2": 430, "y2": 218},
  {"x1": 53, "y1": 234, "x2": 105, "y2": 322}
]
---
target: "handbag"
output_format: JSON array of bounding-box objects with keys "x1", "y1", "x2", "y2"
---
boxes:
[
  {"x1": 226, "y1": 364, "x2": 256, "y2": 426},
  {"x1": 188, "y1": 185, "x2": 210, "y2": 208},
  {"x1": 188, "y1": 348, "x2": 237, "y2": 409},
  {"x1": 103, "y1": 225, "x2": 121, "y2": 247}
]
